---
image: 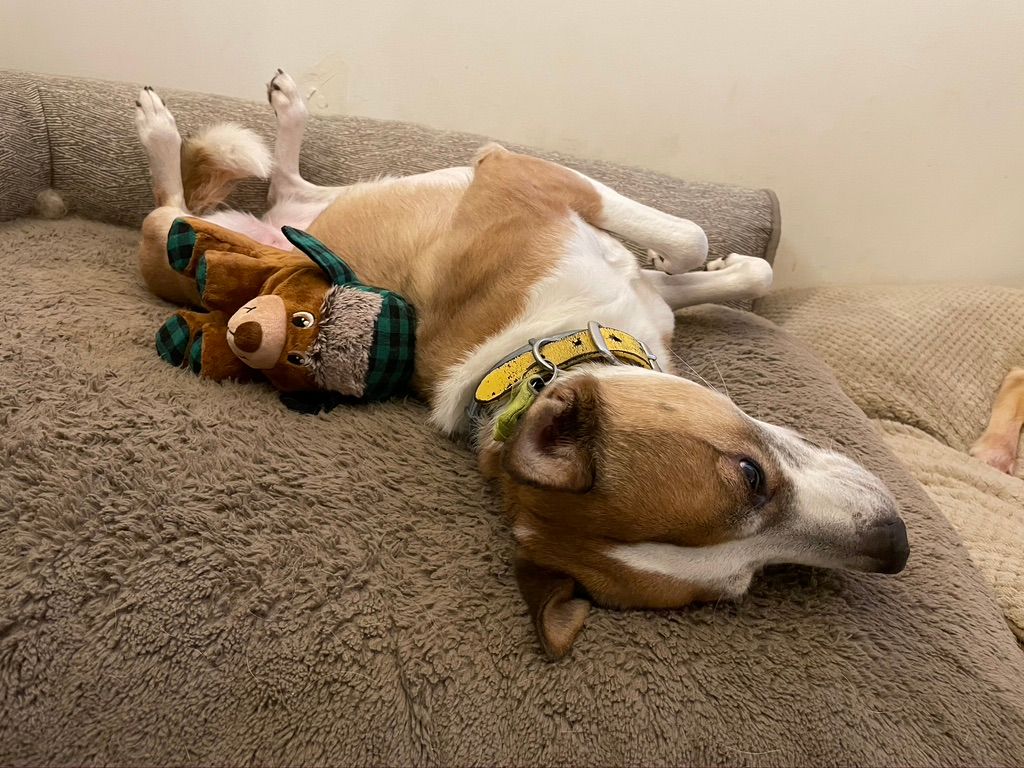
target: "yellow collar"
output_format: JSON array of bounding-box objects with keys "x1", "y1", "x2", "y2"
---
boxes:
[{"x1": 470, "y1": 321, "x2": 660, "y2": 439}]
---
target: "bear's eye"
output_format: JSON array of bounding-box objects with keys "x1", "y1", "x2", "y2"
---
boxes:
[
  {"x1": 287, "y1": 353, "x2": 307, "y2": 366},
  {"x1": 291, "y1": 311, "x2": 315, "y2": 329}
]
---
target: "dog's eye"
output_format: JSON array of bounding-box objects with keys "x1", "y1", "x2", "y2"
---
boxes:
[
  {"x1": 739, "y1": 459, "x2": 765, "y2": 495},
  {"x1": 291, "y1": 311, "x2": 315, "y2": 329},
  {"x1": 287, "y1": 353, "x2": 307, "y2": 366}
]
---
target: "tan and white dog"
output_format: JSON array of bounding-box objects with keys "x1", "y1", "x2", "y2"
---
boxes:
[{"x1": 135, "y1": 72, "x2": 909, "y2": 658}]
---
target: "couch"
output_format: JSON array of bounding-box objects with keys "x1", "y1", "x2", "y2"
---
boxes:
[{"x1": 2, "y1": 70, "x2": 1023, "y2": 766}]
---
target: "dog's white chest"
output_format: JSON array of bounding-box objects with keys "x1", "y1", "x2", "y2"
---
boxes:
[{"x1": 429, "y1": 216, "x2": 675, "y2": 434}]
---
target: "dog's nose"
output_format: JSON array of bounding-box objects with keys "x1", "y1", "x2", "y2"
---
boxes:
[
  {"x1": 858, "y1": 517, "x2": 910, "y2": 574},
  {"x1": 232, "y1": 321, "x2": 263, "y2": 353}
]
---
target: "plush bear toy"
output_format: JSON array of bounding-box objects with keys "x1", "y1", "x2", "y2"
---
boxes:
[{"x1": 154, "y1": 218, "x2": 416, "y2": 411}]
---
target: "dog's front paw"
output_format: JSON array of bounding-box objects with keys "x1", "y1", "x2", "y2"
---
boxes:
[
  {"x1": 706, "y1": 253, "x2": 773, "y2": 296},
  {"x1": 267, "y1": 69, "x2": 307, "y2": 127},
  {"x1": 134, "y1": 86, "x2": 181, "y2": 156},
  {"x1": 970, "y1": 434, "x2": 1018, "y2": 474}
]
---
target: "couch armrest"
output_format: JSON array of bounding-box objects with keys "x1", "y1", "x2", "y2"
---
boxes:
[
  {"x1": 0, "y1": 69, "x2": 780, "y2": 264},
  {"x1": 0, "y1": 71, "x2": 52, "y2": 221}
]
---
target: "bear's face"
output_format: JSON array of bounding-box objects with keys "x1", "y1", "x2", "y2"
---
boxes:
[{"x1": 226, "y1": 267, "x2": 329, "y2": 392}]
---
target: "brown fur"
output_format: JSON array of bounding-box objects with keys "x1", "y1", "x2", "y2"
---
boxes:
[
  {"x1": 182, "y1": 142, "x2": 246, "y2": 214},
  {"x1": 308, "y1": 146, "x2": 604, "y2": 399},
  {"x1": 484, "y1": 373, "x2": 790, "y2": 614},
  {"x1": 139, "y1": 206, "x2": 201, "y2": 306}
]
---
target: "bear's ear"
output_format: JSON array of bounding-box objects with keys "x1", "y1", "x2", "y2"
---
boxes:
[{"x1": 281, "y1": 226, "x2": 358, "y2": 286}]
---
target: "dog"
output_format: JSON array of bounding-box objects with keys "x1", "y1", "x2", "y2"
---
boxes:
[
  {"x1": 971, "y1": 368, "x2": 1024, "y2": 474},
  {"x1": 134, "y1": 71, "x2": 909, "y2": 658}
]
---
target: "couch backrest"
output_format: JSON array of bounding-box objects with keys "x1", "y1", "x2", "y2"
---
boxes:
[{"x1": 0, "y1": 69, "x2": 780, "y2": 265}]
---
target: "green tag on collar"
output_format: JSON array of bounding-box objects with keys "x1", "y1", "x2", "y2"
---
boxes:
[{"x1": 493, "y1": 375, "x2": 544, "y2": 442}]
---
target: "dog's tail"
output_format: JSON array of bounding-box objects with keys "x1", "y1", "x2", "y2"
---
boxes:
[{"x1": 181, "y1": 123, "x2": 272, "y2": 213}]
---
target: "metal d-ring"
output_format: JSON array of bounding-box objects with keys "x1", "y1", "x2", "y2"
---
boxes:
[{"x1": 529, "y1": 336, "x2": 561, "y2": 386}]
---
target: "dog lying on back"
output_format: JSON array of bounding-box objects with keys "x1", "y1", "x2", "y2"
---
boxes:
[{"x1": 134, "y1": 71, "x2": 909, "y2": 658}]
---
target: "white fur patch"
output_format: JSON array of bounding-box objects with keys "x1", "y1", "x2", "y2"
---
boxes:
[
  {"x1": 576, "y1": 172, "x2": 708, "y2": 273},
  {"x1": 609, "y1": 540, "x2": 759, "y2": 596},
  {"x1": 188, "y1": 123, "x2": 272, "y2": 179}
]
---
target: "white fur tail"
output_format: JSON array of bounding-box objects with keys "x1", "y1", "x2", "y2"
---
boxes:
[{"x1": 181, "y1": 123, "x2": 271, "y2": 213}]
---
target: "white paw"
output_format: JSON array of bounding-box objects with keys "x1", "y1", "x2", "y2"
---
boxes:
[
  {"x1": 706, "y1": 253, "x2": 773, "y2": 296},
  {"x1": 267, "y1": 69, "x2": 307, "y2": 127},
  {"x1": 652, "y1": 224, "x2": 708, "y2": 274},
  {"x1": 134, "y1": 86, "x2": 181, "y2": 156},
  {"x1": 970, "y1": 436, "x2": 1017, "y2": 475},
  {"x1": 647, "y1": 248, "x2": 669, "y2": 270}
]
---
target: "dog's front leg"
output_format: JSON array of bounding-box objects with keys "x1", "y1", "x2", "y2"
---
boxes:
[
  {"x1": 569, "y1": 170, "x2": 709, "y2": 274},
  {"x1": 642, "y1": 253, "x2": 773, "y2": 310}
]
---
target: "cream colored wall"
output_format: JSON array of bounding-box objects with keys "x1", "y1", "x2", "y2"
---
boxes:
[{"x1": 3, "y1": 0, "x2": 1022, "y2": 288}]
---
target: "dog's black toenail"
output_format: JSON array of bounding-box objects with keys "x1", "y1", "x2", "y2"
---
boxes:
[
  {"x1": 135, "y1": 100, "x2": 141, "y2": 107},
  {"x1": 277, "y1": 68, "x2": 283, "y2": 74},
  {"x1": 272, "y1": 84, "x2": 281, "y2": 91}
]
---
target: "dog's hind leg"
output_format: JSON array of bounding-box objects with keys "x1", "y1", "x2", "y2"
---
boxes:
[
  {"x1": 263, "y1": 70, "x2": 348, "y2": 230},
  {"x1": 641, "y1": 253, "x2": 773, "y2": 310},
  {"x1": 471, "y1": 143, "x2": 709, "y2": 275},
  {"x1": 971, "y1": 368, "x2": 1024, "y2": 474}
]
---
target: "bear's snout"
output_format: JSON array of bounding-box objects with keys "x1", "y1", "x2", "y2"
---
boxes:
[
  {"x1": 232, "y1": 321, "x2": 263, "y2": 353},
  {"x1": 227, "y1": 294, "x2": 287, "y2": 369}
]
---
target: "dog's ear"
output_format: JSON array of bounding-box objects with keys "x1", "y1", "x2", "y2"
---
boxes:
[
  {"x1": 514, "y1": 553, "x2": 590, "y2": 660},
  {"x1": 502, "y1": 375, "x2": 600, "y2": 493}
]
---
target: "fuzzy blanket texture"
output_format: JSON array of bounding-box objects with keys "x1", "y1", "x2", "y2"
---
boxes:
[
  {"x1": 2, "y1": 217, "x2": 1023, "y2": 765},
  {"x1": 758, "y1": 284, "x2": 1024, "y2": 639}
]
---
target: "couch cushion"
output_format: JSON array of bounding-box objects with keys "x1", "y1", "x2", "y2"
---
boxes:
[
  {"x1": 876, "y1": 419, "x2": 1024, "y2": 638},
  {"x1": 2, "y1": 217, "x2": 1022, "y2": 765}
]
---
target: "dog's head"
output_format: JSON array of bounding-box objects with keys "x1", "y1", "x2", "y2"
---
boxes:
[{"x1": 480, "y1": 366, "x2": 908, "y2": 659}]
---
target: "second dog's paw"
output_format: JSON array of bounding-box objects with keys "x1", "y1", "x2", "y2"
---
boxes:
[
  {"x1": 970, "y1": 435, "x2": 1018, "y2": 475},
  {"x1": 267, "y1": 69, "x2": 307, "y2": 126},
  {"x1": 134, "y1": 86, "x2": 181, "y2": 154}
]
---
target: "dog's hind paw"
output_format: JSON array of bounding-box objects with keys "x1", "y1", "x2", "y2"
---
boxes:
[{"x1": 267, "y1": 69, "x2": 307, "y2": 126}]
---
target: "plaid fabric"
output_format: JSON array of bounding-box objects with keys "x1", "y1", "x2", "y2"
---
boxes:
[
  {"x1": 364, "y1": 292, "x2": 416, "y2": 400},
  {"x1": 155, "y1": 314, "x2": 190, "y2": 368},
  {"x1": 189, "y1": 331, "x2": 203, "y2": 375},
  {"x1": 281, "y1": 226, "x2": 358, "y2": 285},
  {"x1": 195, "y1": 255, "x2": 208, "y2": 298},
  {"x1": 166, "y1": 218, "x2": 197, "y2": 272}
]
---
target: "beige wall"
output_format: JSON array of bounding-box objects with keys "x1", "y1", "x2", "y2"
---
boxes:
[{"x1": 4, "y1": 0, "x2": 1022, "y2": 288}]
